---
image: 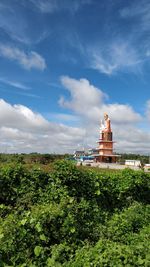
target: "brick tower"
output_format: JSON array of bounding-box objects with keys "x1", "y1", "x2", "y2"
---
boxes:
[{"x1": 96, "y1": 113, "x2": 117, "y2": 163}]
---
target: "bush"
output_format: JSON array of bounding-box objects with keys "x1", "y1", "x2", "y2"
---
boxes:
[{"x1": 0, "y1": 161, "x2": 150, "y2": 266}]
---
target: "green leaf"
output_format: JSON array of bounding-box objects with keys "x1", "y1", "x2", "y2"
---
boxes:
[
  {"x1": 70, "y1": 227, "x2": 76, "y2": 233},
  {"x1": 95, "y1": 182, "x2": 99, "y2": 187},
  {"x1": 69, "y1": 197, "x2": 74, "y2": 203},
  {"x1": 95, "y1": 190, "x2": 100, "y2": 195},
  {"x1": 0, "y1": 233, "x2": 4, "y2": 239},
  {"x1": 40, "y1": 234, "x2": 46, "y2": 241},
  {"x1": 30, "y1": 217, "x2": 35, "y2": 224},
  {"x1": 20, "y1": 218, "x2": 27, "y2": 225},
  {"x1": 35, "y1": 222, "x2": 42, "y2": 232},
  {"x1": 34, "y1": 246, "x2": 42, "y2": 257},
  {"x1": 47, "y1": 257, "x2": 54, "y2": 266}
]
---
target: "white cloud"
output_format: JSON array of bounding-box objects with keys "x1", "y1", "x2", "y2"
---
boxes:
[
  {"x1": 16, "y1": 92, "x2": 41, "y2": 99},
  {"x1": 29, "y1": 0, "x2": 91, "y2": 14},
  {"x1": 113, "y1": 126, "x2": 150, "y2": 154},
  {"x1": 0, "y1": 44, "x2": 46, "y2": 70},
  {"x1": 0, "y1": 99, "x2": 85, "y2": 153},
  {"x1": 60, "y1": 76, "x2": 106, "y2": 116},
  {"x1": 60, "y1": 76, "x2": 141, "y2": 124},
  {"x1": 145, "y1": 99, "x2": 150, "y2": 120},
  {"x1": 89, "y1": 41, "x2": 142, "y2": 75},
  {"x1": 0, "y1": 2, "x2": 49, "y2": 45},
  {"x1": 101, "y1": 104, "x2": 141, "y2": 124},
  {"x1": 120, "y1": 0, "x2": 150, "y2": 32},
  {"x1": 146, "y1": 50, "x2": 150, "y2": 57},
  {"x1": 118, "y1": 1, "x2": 150, "y2": 69},
  {"x1": 58, "y1": 76, "x2": 150, "y2": 154},
  {"x1": 0, "y1": 77, "x2": 149, "y2": 154},
  {"x1": 0, "y1": 99, "x2": 49, "y2": 132},
  {"x1": 0, "y1": 77, "x2": 30, "y2": 90},
  {"x1": 30, "y1": 0, "x2": 58, "y2": 13},
  {"x1": 50, "y1": 113, "x2": 79, "y2": 122}
]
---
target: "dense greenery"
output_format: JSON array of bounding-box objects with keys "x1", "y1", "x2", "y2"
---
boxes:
[
  {"x1": 0, "y1": 161, "x2": 150, "y2": 266},
  {"x1": 0, "y1": 153, "x2": 69, "y2": 165},
  {"x1": 0, "y1": 152, "x2": 149, "y2": 165},
  {"x1": 118, "y1": 153, "x2": 150, "y2": 164}
]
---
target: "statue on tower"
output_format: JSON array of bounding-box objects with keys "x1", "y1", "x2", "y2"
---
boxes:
[
  {"x1": 97, "y1": 112, "x2": 116, "y2": 163},
  {"x1": 100, "y1": 113, "x2": 112, "y2": 141},
  {"x1": 103, "y1": 113, "x2": 111, "y2": 133}
]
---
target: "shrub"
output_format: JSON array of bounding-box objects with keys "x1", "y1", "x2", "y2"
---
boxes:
[{"x1": 0, "y1": 161, "x2": 150, "y2": 266}]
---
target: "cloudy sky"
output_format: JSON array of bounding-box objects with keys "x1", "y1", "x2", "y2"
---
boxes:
[{"x1": 0, "y1": 0, "x2": 150, "y2": 154}]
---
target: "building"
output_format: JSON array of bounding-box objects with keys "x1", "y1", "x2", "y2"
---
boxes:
[
  {"x1": 74, "y1": 113, "x2": 119, "y2": 163},
  {"x1": 73, "y1": 150, "x2": 86, "y2": 160},
  {"x1": 88, "y1": 148, "x2": 98, "y2": 156},
  {"x1": 144, "y1": 164, "x2": 150, "y2": 171},
  {"x1": 93, "y1": 113, "x2": 118, "y2": 163},
  {"x1": 125, "y1": 160, "x2": 141, "y2": 167}
]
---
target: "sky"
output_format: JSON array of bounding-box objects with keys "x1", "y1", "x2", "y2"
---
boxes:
[{"x1": 0, "y1": 0, "x2": 150, "y2": 154}]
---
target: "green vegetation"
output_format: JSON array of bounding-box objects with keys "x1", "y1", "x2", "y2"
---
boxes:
[
  {"x1": 0, "y1": 152, "x2": 149, "y2": 165},
  {"x1": 0, "y1": 153, "x2": 69, "y2": 165},
  {"x1": 118, "y1": 153, "x2": 150, "y2": 164},
  {"x1": 0, "y1": 160, "x2": 150, "y2": 266}
]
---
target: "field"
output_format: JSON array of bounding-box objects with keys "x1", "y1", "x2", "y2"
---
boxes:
[{"x1": 0, "y1": 160, "x2": 150, "y2": 266}]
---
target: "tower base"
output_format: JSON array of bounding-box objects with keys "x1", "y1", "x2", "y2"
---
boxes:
[{"x1": 95, "y1": 155, "x2": 117, "y2": 163}]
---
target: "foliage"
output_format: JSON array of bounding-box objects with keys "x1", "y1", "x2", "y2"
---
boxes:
[
  {"x1": 118, "y1": 153, "x2": 149, "y2": 164},
  {"x1": 0, "y1": 153, "x2": 70, "y2": 165},
  {"x1": 0, "y1": 161, "x2": 150, "y2": 266}
]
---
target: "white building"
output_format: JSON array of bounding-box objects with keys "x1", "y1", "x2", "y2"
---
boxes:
[
  {"x1": 125, "y1": 160, "x2": 141, "y2": 167},
  {"x1": 74, "y1": 150, "x2": 86, "y2": 160}
]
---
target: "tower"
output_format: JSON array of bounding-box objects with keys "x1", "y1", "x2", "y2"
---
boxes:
[{"x1": 96, "y1": 113, "x2": 117, "y2": 163}]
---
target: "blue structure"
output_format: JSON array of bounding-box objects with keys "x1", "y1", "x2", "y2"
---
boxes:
[{"x1": 80, "y1": 155, "x2": 95, "y2": 161}]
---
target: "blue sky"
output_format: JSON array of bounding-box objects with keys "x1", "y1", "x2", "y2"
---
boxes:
[{"x1": 0, "y1": 0, "x2": 150, "y2": 154}]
